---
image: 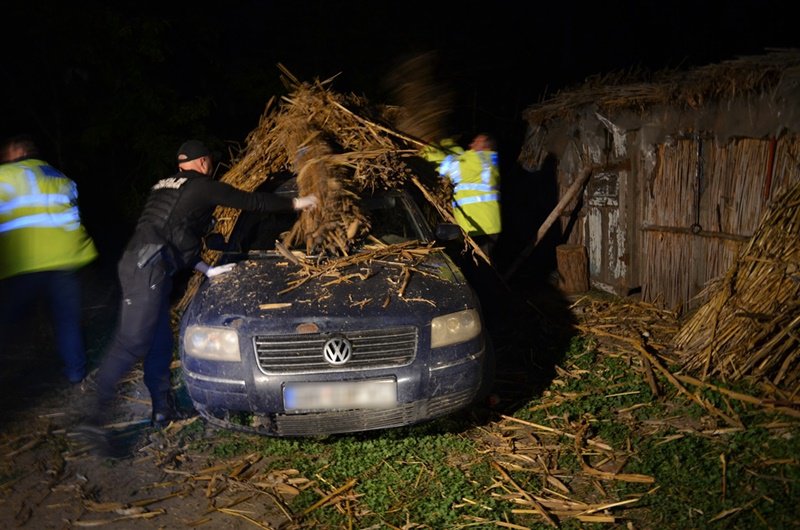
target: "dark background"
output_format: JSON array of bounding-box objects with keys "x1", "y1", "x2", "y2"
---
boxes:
[{"x1": 3, "y1": 0, "x2": 799, "y2": 266}]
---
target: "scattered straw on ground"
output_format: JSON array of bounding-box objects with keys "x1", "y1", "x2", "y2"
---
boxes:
[{"x1": 4, "y1": 292, "x2": 800, "y2": 527}]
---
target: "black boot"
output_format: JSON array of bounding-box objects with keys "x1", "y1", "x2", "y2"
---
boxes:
[
  {"x1": 73, "y1": 393, "x2": 115, "y2": 456},
  {"x1": 151, "y1": 391, "x2": 184, "y2": 428},
  {"x1": 72, "y1": 423, "x2": 111, "y2": 455}
]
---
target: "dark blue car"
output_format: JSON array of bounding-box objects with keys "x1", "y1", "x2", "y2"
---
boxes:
[{"x1": 179, "y1": 184, "x2": 491, "y2": 436}]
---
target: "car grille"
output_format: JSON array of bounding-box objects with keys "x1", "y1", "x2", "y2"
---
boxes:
[
  {"x1": 271, "y1": 388, "x2": 475, "y2": 436},
  {"x1": 254, "y1": 327, "x2": 417, "y2": 373}
]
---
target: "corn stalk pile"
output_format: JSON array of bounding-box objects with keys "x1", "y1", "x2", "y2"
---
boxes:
[
  {"x1": 173, "y1": 67, "x2": 462, "y2": 316},
  {"x1": 212, "y1": 66, "x2": 451, "y2": 253},
  {"x1": 673, "y1": 179, "x2": 800, "y2": 389}
]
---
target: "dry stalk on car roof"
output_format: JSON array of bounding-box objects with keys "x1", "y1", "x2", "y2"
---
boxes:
[{"x1": 277, "y1": 240, "x2": 439, "y2": 296}]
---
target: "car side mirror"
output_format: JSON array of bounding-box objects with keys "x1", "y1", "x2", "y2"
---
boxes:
[
  {"x1": 434, "y1": 223, "x2": 462, "y2": 241},
  {"x1": 204, "y1": 232, "x2": 227, "y2": 251}
]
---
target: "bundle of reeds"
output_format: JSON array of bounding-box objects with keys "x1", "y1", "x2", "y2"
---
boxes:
[
  {"x1": 673, "y1": 179, "x2": 800, "y2": 389},
  {"x1": 173, "y1": 68, "x2": 458, "y2": 316},
  {"x1": 212, "y1": 66, "x2": 448, "y2": 254}
]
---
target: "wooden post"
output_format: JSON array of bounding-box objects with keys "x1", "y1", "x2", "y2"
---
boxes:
[
  {"x1": 503, "y1": 164, "x2": 593, "y2": 281},
  {"x1": 556, "y1": 244, "x2": 589, "y2": 294}
]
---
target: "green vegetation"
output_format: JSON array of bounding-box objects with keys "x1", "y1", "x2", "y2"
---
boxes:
[
  {"x1": 185, "y1": 333, "x2": 799, "y2": 528},
  {"x1": 192, "y1": 416, "x2": 500, "y2": 527}
]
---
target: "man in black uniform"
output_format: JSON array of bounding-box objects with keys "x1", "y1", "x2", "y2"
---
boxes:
[{"x1": 82, "y1": 140, "x2": 317, "y2": 434}]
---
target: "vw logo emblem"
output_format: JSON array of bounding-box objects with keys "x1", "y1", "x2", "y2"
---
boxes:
[{"x1": 323, "y1": 337, "x2": 352, "y2": 365}]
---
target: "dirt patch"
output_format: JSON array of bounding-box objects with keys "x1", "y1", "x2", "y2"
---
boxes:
[
  {"x1": 0, "y1": 262, "x2": 303, "y2": 529},
  {"x1": 0, "y1": 374, "x2": 303, "y2": 529}
]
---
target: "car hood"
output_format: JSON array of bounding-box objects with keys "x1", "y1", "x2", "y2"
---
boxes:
[{"x1": 185, "y1": 252, "x2": 476, "y2": 326}]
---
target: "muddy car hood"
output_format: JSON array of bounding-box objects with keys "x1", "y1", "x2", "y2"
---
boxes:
[{"x1": 185, "y1": 252, "x2": 477, "y2": 327}]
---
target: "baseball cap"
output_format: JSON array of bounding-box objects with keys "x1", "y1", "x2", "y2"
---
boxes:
[{"x1": 176, "y1": 139, "x2": 210, "y2": 163}]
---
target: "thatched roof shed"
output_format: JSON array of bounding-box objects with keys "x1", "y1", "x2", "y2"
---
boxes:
[{"x1": 518, "y1": 49, "x2": 800, "y2": 312}]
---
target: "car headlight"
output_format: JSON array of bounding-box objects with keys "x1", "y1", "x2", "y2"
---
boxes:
[
  {"x1": 430, "y1": 309, "x2": 481, "y2": 348},
  {"x1": 184, "y1": 325, "x2": 241, "y2": 361}
]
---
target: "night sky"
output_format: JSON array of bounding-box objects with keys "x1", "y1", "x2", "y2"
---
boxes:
[{"x1": 3, "y1": 0, "x2": 799, "y2": 257}]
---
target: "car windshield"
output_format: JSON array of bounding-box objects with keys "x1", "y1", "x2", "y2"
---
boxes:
[{"x1": 234, "y1": 192, "x2": 429, "y2": 253}]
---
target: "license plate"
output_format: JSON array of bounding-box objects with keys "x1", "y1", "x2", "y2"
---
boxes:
[{"x1": 283, "y1": 380, "x2": 397, "y2": 411}]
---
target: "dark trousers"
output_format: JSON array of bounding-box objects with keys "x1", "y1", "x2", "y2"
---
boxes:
[
  {"x1": 472, "y1": 234, "x2": 499, "y2": 261},
  {"x1": 92, "y1": 250, "x2": 174, "y2": 423},
  {"x1": 0, "y1": 270, "x2": 86, "y2": 383},
  {"x1": 461, "y1": 233, "x2": 504, "y2": 326}
]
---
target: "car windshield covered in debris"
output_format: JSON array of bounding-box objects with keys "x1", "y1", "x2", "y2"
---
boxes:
[{"x1": 179, "y1": 182, "x2": 490, "y2": 436}]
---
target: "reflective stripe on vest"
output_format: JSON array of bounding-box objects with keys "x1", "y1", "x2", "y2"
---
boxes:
[
  {"x1": 0, "y1": 208, "x2": 81, "y2": 232},
  {"x1": 453, "y1": 193, "x2": 500, "y2": 208},
  {"x1": 0, "y1": 193, "x2": 73, "y2": 214},
  {"x1": 456, "y1": 183, "x2": 496, "y2": 192},
  {"x1": 478, "y1": 151, "x2": 497, "y2": 185},
  {"x1": 0, "y1": 165, "x2": 78, "y2": 233},
  {"x1": 439, "y1": 155, "x2": 461, "y2": 183}
]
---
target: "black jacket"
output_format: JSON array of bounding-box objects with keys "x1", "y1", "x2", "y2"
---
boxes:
[{"x1": 127, "y1": 170, "x2": 292, "y2": 272}]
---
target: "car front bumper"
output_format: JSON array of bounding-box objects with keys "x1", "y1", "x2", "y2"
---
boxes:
[{"x1": 182, "y1": 341, "x2": 486, "y2": 436}]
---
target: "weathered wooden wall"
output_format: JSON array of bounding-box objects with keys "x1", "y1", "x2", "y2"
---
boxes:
[
  {"x1": 557, "y1": 124, "x2": 637, "y2": 296},
  {"x1": 565, "y1": 133, "x2": 800, "y2": 312}
]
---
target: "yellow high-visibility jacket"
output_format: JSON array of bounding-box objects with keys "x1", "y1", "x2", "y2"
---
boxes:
[
  {"x1": 420, "y1": 139, "x2": 501, "y2": 236},
  {"x1": 0, "y1": 158, "x2": 97, "y2": 280}
]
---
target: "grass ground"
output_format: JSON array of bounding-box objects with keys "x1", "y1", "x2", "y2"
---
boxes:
[
  {"x1": 2, "y1": 270, "x2": 798, "y2": 529},
  {"x1": 166, "y1": 290, "x2": 800, "y2": 529}
]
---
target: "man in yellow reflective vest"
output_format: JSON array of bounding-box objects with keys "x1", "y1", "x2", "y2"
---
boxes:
[
  {"x1": 420, "y1": 133, "x2": 501, "y2": 259},
  {"x1": 421, "y1": 133, "x2": 502, "y2": 404},
  {"x1": 0, "y1": 135, "x2": 98, "y2": 384}
]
